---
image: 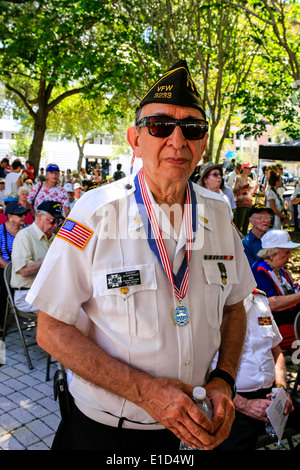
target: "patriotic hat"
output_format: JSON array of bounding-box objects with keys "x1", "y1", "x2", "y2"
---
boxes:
[
  {"x1": 136, "y1": 59, "x2": 205, "y2": 118},
  {"x1": 37, "y1": 201, "x2": 64, "y2": 219}
]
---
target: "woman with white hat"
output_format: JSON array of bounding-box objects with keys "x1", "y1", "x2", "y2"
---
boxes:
[{"x1": 252, "y1": 229, "x2": 300, "y2": 352}]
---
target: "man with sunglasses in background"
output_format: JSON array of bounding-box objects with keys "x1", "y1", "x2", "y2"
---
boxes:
[
  {"x1": 10, "y1": 201, "x2": 64, "y2": 313},
  {"x1": 27, "y1": 60, "x2": 255, "y2": 452},
  {"x1": 242, "y1": 203, "x2": 274, "y2": 267}
]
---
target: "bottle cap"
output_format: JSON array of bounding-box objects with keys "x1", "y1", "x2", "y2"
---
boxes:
[{"x1": 193, "y1": 387, "x2": 206, "y2": 400}]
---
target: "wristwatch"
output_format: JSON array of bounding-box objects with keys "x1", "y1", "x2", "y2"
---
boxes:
[{"x1": 208, "y1": 368, "x2": 236, "y2": 399}]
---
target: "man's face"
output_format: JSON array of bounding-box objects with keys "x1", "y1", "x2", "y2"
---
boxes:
[
  {"x1": 37, "y1": 212, "x2": 59, "y2": 237},
  {"x1": 127, "y1": 103, "x2": 208, "y2": 186},
  {"x1": 67, "y1": 191, "x2": 75, "y2": 202},
  {"x1": 250, "y1": 211, "x2": 271, "y2": 233}
]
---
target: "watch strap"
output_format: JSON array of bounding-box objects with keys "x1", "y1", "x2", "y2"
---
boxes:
[{"x1": 208, "y1": 368, "x2": 236, "y2": 399}]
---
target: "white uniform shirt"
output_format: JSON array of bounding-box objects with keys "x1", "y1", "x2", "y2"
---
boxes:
[
  {"x1": 236, "y1": 292, "x2": 282, "y2": 393},
  {"x1": 27, "y1": 176, "x2": 256, "y2": 426}
]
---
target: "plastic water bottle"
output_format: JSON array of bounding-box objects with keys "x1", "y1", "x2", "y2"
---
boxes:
[
  {"x1": 179, "y1": 386, "x2": 213, "y2": 450},
  {"x1": 265, "y1": 388, "x2": 278, "y2": 437}
]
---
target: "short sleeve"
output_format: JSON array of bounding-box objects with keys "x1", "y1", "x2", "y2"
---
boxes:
[{"x1": 26, "y1": 213, "x2": 96, "y2": 325}]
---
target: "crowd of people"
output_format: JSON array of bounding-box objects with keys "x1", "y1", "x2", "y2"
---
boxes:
[
  {"x1": 0, "y1": 59, "x2": 299, "y2": 452},
  {"x1": 0, "y1": 159, "x2": 127, "y2": 333}
]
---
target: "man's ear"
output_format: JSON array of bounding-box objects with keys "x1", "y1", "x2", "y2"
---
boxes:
[{"x1": 127, "y1": 126, "x2": 141, "y2": 159}]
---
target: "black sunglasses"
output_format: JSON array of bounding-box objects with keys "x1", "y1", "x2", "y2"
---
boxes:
[{"x1": 136, "y1": 115, "x2": 208, "y2": 140}]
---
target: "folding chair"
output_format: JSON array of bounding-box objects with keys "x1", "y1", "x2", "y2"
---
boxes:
[{"x1": 2, "y1": 262, "x2": 37, "y2": 370}]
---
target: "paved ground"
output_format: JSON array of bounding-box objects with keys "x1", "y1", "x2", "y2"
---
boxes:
[
  {"x1": 0, "y1": 317, "x2": 300, "y2": 451},
  {"x1": 0, "y1": 319, "x2": 60, "y2": 450}
]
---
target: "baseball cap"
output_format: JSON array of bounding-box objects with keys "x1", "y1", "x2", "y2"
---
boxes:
[
  {"x1": 73, "y1": 183, "x2": 82, "y2": 190},
  {"x1": 5, "y1": 202, "x2": 29, "y2": 216},
  {"x1": 249, "y1": 203, "x2": 273, "y2": 218},
  {"x1": 241, "y1": 163, "x2": 255, "y2": 169},
  {"x1": 64, "y1": 183, "x2": 74, "y2": 192},
  {"x1": 46, "y1": 164, "x2": 60, "y2": 173},
  {"x1": 37, "y1": 201, "x2": 64, "y2": 219},
  {"x1": 261, "y1": 230, "x2": 300, "y2": 249}
]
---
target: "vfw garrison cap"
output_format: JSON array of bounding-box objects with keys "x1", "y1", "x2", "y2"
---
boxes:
[{"x1": 136, "y1": 59, "x2": 205, "y2": 118}]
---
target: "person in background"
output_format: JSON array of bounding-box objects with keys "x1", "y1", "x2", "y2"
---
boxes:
[
  {"x1": 242, "y1": 203, "x2": 273, "y2": 267},
  {"x1": 0, "y1": 158, "x2": 9, "y2": 179},
  {"x1": 252, "y1": 229, "x2": 300, "y2": 352},
  {"x1": 226, "y1": 162, "x2": 241, "y2": 190},
  {"x1": 11, "y1": 201, "x2": 64, "y2": 313},
  {"x1": 28, "y1": 59, "x2": 256, "y2": 451},
  {"x1": 4, "y1": 159, "x2": 23, "y2": 194},
  {"x1": 233, "y1": 163, "x2": 258, "y2": 236},
  {"x1": 220, "y1": 178, "x2": 236, "y2": 217},
  {"x1": 22, "y1": 160, "x2": 35, "y2": 182},
  {"x1": 0, "y1": 202, "x2": 29, "y2": 332},
  {"x1": 64, "y1": 183, "x2": 76, "y2": 217},
  {"x1": 216, "y1": 288, "x2": 299, "y2": 451},
  {"x1": 112, "y1": 163, "x2": 126, "y2": 181},
  {"x1": 0, "y1": 179, "x2": 5, "y2": 206},
  {"x1": 198, "y1": 161, "x2": 233, "y2": 220},
  {"x1": 265, "y1": 172, "x2": 288, "y2": 229},
  {"x1": 18, "y1": 186, "x2": 34, "y2": 225},
  {"x1": 290, "y1": 182, "x2": 300, "y2": 232},
  {"x1": 27, "y1": 163, "x2": 68, "y2": 215}
]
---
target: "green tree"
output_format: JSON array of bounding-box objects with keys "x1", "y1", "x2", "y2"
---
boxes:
[
  {"x1": 0, "y1": 0, "x2": 119, "y2": 173},
  {"x1": 225, "y1": 0, "x2": 300, "y2": 138}
]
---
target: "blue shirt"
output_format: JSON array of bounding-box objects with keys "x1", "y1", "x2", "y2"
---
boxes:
[
  {"x1": 242, "y1": 230, "x2": 262, "y2": 268},
  {"x1": 0, "y1": 223, "x2": 15, "y2": 262}
]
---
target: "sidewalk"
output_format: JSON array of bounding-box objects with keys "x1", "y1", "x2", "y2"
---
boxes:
[
  {"x1": 0, "y1": 320, "x2": 60, "y2": 450},
  {"x1": 0, "y1": 318, "x2": 300, "y2": 451}
]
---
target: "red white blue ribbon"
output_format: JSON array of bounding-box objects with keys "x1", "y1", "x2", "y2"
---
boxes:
[{"x1": 134, "y1": 168, "x2": 197, "y2": 302}]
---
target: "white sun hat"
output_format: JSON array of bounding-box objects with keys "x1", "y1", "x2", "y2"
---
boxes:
[{"x1": 261, "y1": 229, "x2": 300, "y2": 249}]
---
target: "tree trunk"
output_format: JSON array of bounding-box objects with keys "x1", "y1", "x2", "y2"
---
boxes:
[{"x1": 28, "y1": 109, "x2": 48, "y2": 175}]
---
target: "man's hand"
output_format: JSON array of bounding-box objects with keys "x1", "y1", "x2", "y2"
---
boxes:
[
  {"x1": 203, "y1": 378, "x2": 235, "y2": 450},
  {"x1": 139, "y1": 377, "x2": 216, "y2": 449}
]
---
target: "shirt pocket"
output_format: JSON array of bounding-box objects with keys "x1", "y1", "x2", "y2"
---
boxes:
[
  {"x1": 92, "y1": 263, "x2": 158, "y2": 338},
  {"x1": 202, "y1": 259, "x2": 238, "y2": 329}
]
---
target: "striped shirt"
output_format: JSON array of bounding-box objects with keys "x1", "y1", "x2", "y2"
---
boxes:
[{"x1": 0, "y1": 223, "x2": 15, "y2": 262}]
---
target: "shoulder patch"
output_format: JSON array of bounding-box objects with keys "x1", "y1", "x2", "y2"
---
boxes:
[{"x1": 56, "y1": 218, "x2": 93, "y2": 250}]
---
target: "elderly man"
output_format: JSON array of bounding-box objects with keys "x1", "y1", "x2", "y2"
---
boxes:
[
  {"x1": 26, "y1": 60, "x2": 255, "y2": 451},
  {"x1": 242, "y1": 203, "x2": 273, "y2": 267},
  {"x1": 11, "y1": 201, "x2": 64, "y2": 312}
]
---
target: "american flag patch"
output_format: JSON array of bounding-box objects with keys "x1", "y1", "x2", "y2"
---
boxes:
[{"x1": 57, "y1": 218, "x2": 93, "y2": 250}]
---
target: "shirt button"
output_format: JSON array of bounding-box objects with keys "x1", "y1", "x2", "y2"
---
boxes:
[{"x1": 185, "y1": 360, "x2": 191, "y2": 366}]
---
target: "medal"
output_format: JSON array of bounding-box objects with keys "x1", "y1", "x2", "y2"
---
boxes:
[
  {"x1": 173, "y1": 302, "x2": 189, "y2": 327},
  {"x1": 217, "y1": 262, "x2": 227, "y2": 285},
  {"x1": 134, "y1": 169, "x2": 197, "y2": 326}
]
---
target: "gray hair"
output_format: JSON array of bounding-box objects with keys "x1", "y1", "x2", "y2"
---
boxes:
[
  {"x1": 257, "y1": 247, "x2": 280, "y2": 260},
  {"x1": 18, "y1": 185, "x2": 30, "y2": 195}
]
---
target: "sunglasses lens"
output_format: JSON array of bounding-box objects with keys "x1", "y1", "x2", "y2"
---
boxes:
[
  {"x1": 148, "y1": 116, "x2": 175, "y2": 137},
  {"x1": 181, "y1": 119, "x2": 207, "y2": 140},
  {"x1": 144, "y1": 116, "x2": 207, "y2": 140}
]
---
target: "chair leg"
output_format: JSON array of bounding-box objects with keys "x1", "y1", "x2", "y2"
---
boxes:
[
  {"x1": 46, "y1": 354, "x2": 51, "y2": 381},
  {"x1": 12, "y1": 308, "x2": 33, "y2": 370},
  {"x1": 2, "y1": 300, "x2": 10, "y2": 341}
]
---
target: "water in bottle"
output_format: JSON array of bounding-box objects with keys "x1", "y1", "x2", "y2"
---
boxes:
[
  {"x1": 179, "y1": 386, "x2": 213, "y2": 450},
  {"x1": 265, "y1": 388, "x2": 278, "y2": 437}
]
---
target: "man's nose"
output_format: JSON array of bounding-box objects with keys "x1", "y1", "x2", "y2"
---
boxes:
[{"x1": 167, "y1": 124, "x2": 187, "y2": 148}]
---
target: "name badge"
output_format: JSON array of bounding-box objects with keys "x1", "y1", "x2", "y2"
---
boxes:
[{"x1": 106, "y1": 270, "x2": 141, "y2": 289}]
